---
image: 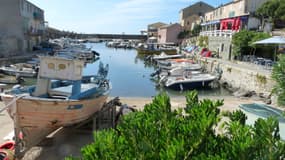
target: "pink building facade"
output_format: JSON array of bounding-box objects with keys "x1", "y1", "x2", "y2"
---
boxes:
[{"x1": 158, "y1": 23, "x2": 182, "y2": 44}]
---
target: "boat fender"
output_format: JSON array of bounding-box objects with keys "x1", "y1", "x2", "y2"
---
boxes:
[
  {"x1": 179, "y1": 84, "x2": 183, "y2": 91},
  {"x1": 0, "y1": 141, "x2": 15, "y2": 150},
  {"x1": 12, "y1": 85, "x2": 21, "y2": 90}
]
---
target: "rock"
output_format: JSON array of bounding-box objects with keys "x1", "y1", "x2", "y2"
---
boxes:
[
  {"x1": 233, "y1": 90, "x2": 255, "y2": 98},
  {"x1": 265, "y1": 98, "x2": 272, "y2": 104},
  {"x1": 221, "y1": 82, "x2": 237, "y2": 93},
  {"x1": 258, "y1": 93, "x2": 265, "y2": 98}
]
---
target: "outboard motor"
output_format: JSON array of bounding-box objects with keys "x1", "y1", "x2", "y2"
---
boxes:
[
  {"x1": 150, "y1": 69, "x2": 160, "y2": 77},
  {"x1": 92, "y1": 50, "x2": 100, "y2": 56},
  {"x1": 16, "y1": 76, "x2": 25, "y2": 84}
]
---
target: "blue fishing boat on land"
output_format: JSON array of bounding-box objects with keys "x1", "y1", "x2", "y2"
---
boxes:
[{"x1": 0, "y1": 56, "x2": 111, "y2": 158}]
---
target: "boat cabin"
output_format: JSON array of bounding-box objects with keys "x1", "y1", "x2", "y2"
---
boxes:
[{"x1": 24, "y1": 56, "x2": 109, "y2": 100}]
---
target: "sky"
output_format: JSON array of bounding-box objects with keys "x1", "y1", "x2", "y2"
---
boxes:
[{"x1": 29, "y1": 0, "x2": 230, "y2": 34}]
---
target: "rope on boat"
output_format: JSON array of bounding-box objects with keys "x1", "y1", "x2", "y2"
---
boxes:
[{"x1": 0, "y1": 94, "x2": 27, "y2": 113}]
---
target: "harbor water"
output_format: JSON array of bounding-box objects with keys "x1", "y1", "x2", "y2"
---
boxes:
[{"x1": 83, "y1": 43, "x2": 231, "y2": 98}]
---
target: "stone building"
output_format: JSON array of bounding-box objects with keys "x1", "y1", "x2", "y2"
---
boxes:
[
  {"x1": 0, "y1": 0, "x2": 45, "y2": 57},
  {"x1": 158, "y1": 23, "x2": 183, "y2": 45},
  {"x1": 199, "y1": 0, "x2": 269, "y2": 60},
  {"x1": 180, "y1": 1, "x2": 214, "y2": 31}
]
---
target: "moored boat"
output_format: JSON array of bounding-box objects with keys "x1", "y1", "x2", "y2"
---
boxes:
[
  {"x1": 163, "y1": 73, "x2": 217, "y2": 90},
  {"x1": 136, "y1": 43, "x2": 177, "y2": 55},
  {"x1": 152, "y1": 52, "x2": 184, "y2": 60},
  {"x1": 136, "y1": 48, "x2": 177, "y2": 55},
  {"x1": 157, "y1": 60, "x2": 200, "y2": 71},
  {"x1": 0, "y1": 74, "x2": 24, "y2": 84},
  {"x1": 0, "y1": 56, "x2": 111, "y2": 158},
  {"x1": 0, "y1": 65, "x2": 38, "y2": 78}
]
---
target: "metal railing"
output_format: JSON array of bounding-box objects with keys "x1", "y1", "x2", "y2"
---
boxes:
[{"x1": 199, "y1": 30, "x2": 237, "y2": 37}]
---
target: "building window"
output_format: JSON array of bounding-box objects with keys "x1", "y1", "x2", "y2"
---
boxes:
[
  {"x1": 198, "y1": 12, "x2": 202, "y2": 16},
  {"x1": 20, "y1": 0, "x2": 23, "y2": 11},
  {"x1": 28, "y1": 3, "x2": 30, "y2": 12},
  {"x1": 227, "y1": 23, "x2": 232, "y2": 30},
  {"x1": 187, "y1": 21, "x2": 190, "y2": 25},
  {"x1": 229, "y1": 11, "x2": 235, "y2": 17}
]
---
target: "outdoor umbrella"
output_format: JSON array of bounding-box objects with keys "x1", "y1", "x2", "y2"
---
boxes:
[{"x1": 253, "y1": 36, "x2": 285, "y2": 61}]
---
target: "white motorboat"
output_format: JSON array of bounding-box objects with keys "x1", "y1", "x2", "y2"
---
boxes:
[{"x1": 163, "y1": 73, "x2": 217, "y2": 90}]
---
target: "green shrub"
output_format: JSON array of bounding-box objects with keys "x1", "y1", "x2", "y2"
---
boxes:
[
  {"x1": 198, "y1": 36, "x2": 208, "y2": 48},
  {"x1": 67, "y1": 91, "x2": 285, "y2": 159},
  {"x1": 272, "y1": 54, "x2": 285, "y2": 106},
  {"x1": 232, "y1": 30, "x2": 270, "y2": 58}
]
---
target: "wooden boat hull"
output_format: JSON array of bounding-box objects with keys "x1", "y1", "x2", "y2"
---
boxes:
[
  {"x1": 136, "y1": 48, "x2": 177, "y2": 55},
  {"x1": 1, "y1": 94, "x2": 108, "y2": 157}
]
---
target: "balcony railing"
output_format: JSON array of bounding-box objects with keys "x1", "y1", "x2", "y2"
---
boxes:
[{"x1": 199, "y1": 30, "x2": 237, "y2": 37}]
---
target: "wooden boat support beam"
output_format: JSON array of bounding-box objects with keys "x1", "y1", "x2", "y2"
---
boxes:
[
  {"x1": 11, "y1": 97, "x2": 136, "y2": 159},
  {"x1": 71, "y1": 97, "x2": 136, "y2": 132}
]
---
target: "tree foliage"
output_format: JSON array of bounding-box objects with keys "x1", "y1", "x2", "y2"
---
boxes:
[
  {"x1": 272, "y1": 54, "x2": 285, "y2": 106},
  {"x1": 232, "y1": 30, "x2": 270, "y2": 57},
  {"x1": 198, "y1": 36, "x2": 208, "y2": 48},
  {"x1": 256, "y1": 0, "x2": 285, "y2": 24},
  {"x1": 67, "y1": 91, "x2": 285, "y2": 159},
  {"x1": 177, "y1": 30, "x2": 190, "y2": 39},
  {"x1": 191, "y1": 24, "x2": 202, "y2": 37}
]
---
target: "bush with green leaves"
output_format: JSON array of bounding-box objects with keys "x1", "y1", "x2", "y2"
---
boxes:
[
  {"x1": 198, "y1": 36, "x2": 208, "y2": 48},
  {"x1": 272, "y1": 54, "x2": 285, "y2": 106},
  {"x1": 232, "y1": 30, "x2": 270, "y2": 58},
  {"x1": 177, "y1": 30, "x2": 190, "y2": 39},
  {"x1": 67, "y1": 91, "x2": 285, "y2": 159},
  {"x1": 256, "y1": 0, "x2": 285, "y2": 26}
]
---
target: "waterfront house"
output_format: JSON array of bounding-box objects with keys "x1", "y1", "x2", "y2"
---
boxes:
[
  {"x1": 147, "y1": 22, "x2": 167, "y2": 43},
  {"x1": 180, "y1": 1, "x2": 214, "y2": 31},
  {"x1": 199, "y1": 0, "x2": 269, "y2": 60},
  {"x1": 0, "y1": 0, "x2": 45, "y2": 57},
  {"x1": 158, "y1": 23, "x2": 183, "y2": 45}
]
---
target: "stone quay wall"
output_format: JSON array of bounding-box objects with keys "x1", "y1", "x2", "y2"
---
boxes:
[{"x1": 198, "y1": 57, "x2": 274, "y2": 96}]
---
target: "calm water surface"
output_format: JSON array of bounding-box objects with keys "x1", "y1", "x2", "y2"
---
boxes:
[{"x1": 84, "y1": 43, "x2": 231, "y2": 98}]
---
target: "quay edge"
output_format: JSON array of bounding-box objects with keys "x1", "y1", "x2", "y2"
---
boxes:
[{"x1": 196, "y1": 56, "x2": 275, "y2": 98}]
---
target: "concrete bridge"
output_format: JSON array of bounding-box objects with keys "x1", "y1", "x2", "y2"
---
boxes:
[{"x1": 84, "y1": 34, "x2": 147, "y2": 41}]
